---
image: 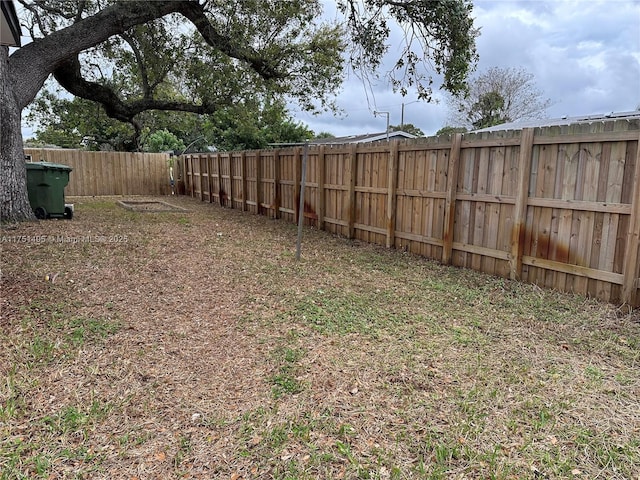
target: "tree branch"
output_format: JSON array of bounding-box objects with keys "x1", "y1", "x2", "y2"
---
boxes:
[
  {"x1": 120, "y1": 32, "x2": 151, "y2": 97},
  {"x1": 10, "y1": 0, "x2": 287, "y2": 110},
  {"x1": 53, "y1": 55, "x2": 218, "y2": 123},
  {"x1": 10, "y1": 1, "x2": 194, "y2": 109},
  {"x1": 176, "y1": 1, "x2": 285, "y2": 80}
]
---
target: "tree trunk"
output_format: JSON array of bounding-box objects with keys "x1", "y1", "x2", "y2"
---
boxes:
[
  {"x1": 0, "y1": 0, "x2": 277, "y2": 222},
  {"x1": 0, "y1": 47, "x2": 33, "y2": 223},
  {"x1": 2, "y1": 1, "x2": 191, "y2": 223}
]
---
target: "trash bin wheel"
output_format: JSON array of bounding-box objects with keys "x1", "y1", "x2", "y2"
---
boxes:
[
  {"x1": 64, "y1": 206, "x2": 73, "y2": 220},
  {"x1": 34, "y1": 207, "x2": 47, "y2": 219}
]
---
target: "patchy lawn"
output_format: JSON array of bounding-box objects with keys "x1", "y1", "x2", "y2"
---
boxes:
[{"x1": 1, "y1": 196, "x2": 639, "y2": 480}]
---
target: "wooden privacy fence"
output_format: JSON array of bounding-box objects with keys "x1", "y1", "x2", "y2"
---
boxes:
[
  {"x1": 180, "y1": 119, "x2": 640, "y2": 307},
  {"x1": 24, "y1": 148, "x2": 171, "y2": 196}
]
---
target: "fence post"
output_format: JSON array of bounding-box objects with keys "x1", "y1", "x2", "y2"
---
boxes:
[
  {"x1": 241, "y1": 151, "x2": 247, "y2": 211},
  {"x1": 621, "y1": 133, "x2": 640, "y2": 305},
  {"x1": 386, "y1": 140, "x2": 400, "y2": 248},
  {"x1": 347, "y1": 143, "x2": 358, "y2": 239},
  {"x1": 442, "y1": 133, "x2": 463, "y2": 264},
  {"x1": 317, "y1": 145, "x2": 326, "y2": 230},
  {"x1": 273, "y1": 149, "x2": 281, "y2": 219},
  {"x1": 510, "y1": 128, "x2": 535, "y2": 280}
]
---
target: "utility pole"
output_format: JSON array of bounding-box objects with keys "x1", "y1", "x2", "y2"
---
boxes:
[{"x1": 400, "y1": 100, "x2": 420, "y2": 131}]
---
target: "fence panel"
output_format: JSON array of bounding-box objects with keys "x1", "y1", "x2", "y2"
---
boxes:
[
  {"x1": 322, "y1": 147, "x2": 350, "y2": 237},
  {"x1": 178, "y1": 120, "x2": 640, "y2": 307},
  {"x1": 24, "y1": 148, "x2": 170, "y2": 196}
]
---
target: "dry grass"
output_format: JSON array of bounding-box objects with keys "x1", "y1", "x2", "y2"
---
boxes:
[{"x1": 1, "y1": 196, "x2": 639, "y2": 480}]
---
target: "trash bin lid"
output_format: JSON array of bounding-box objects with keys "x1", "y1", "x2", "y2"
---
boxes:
[{"x1": 25, "y1": 161, "x2": 73, "y2": 172}]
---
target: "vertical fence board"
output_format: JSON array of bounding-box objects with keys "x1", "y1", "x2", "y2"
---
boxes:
[
  {"x1": 241, "y1": 152, "x2": 247, "y2": 211},
  {"x1": 443, "y1": 134, "x2": 462, "y2": 264},
  {"x1": 347, "y1": 144, "x2": 358, "y2": 239},
  {"x1": 317, "y1": 146, "x2": 326, "y2": 230},
  {"x1": 598, "y1": 131, "x2": 627, "y2": 299},
  {"x1": 622, "y1": 134, "x2": 640, "y2": 305},
  {"x1": 411, "y1": 150, "x2": 425, "y2": 254},
  {"x1": 256, "y1": 151, "x2": 263, "y2": 215},
  {"x1": 537, "y1": 142, "x2": 558, "y2": 287},
  {"x1": 510, "y1": 128, "x2": 535, "y2": 280},
  {"x1": 293, "y1": 148, "x2": 301, "y2": 222},
  {"x1": 273, "y1": 150, "x2": 281, "y2": 218},
  {"x1": 483, "y1": 146, "x2": 505, "y2": 276}
]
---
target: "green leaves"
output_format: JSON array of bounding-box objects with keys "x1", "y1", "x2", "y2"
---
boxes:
[
  {"x1": 145, "y1": 129, "x2": 185, "y2": 153},
  {"x1": 23, "y1": 0, "x2": 478, "y2": 151},
  {"x1": 469, "y1": 91, "x2": 510, "y2": 129},
  {"x1": 446, "y1": 66, "x2": 553, "y2": 130},
  {"x1": 204, "y1": 98, "x2": 314, "y2": 151},
  {"x1": 339, "y1": 0, "x2": 478, "y2": 100}
]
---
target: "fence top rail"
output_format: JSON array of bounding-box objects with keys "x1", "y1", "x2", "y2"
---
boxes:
[
  {"x1": 24, "y1": 148, "x2": 169, "y2": 156},
  {"x1": 533, "y1": 129, "x2": 638, "y2": 145}
]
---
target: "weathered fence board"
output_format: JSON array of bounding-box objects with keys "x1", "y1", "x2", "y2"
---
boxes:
[
  {"x1": 24, "y1": 148, "x2": 170, "y2": 196},
  {"x1": 181, "y1": 119, "x2": 640, "y2": 307}
]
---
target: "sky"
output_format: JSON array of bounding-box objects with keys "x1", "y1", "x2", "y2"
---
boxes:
[
  {"x1": 293, "y1": 0, "x2": 640, "y2": 137},
  {"x1": 18, "y1": 0, "x2": 640, "y2": 140}
]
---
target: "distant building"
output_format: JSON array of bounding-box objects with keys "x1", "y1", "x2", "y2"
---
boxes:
[
  {"x1": 1, "y1": 0, "x2": 21, "y2": 47},
  {"x1": 312, "y1": 130, "x2": 417, "y2": 145},
  {"x1": 471, "y1": 110, "x2": 640, "y2": 133}
]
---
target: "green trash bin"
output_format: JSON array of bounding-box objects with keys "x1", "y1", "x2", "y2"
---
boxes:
[{"x1": 25, "y1": 162, "x2": 74, "y2": 219}]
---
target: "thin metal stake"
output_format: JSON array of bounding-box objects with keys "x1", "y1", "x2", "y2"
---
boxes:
[{"x1": 295, "y1": 141, "x2": 308, "y2": 261}]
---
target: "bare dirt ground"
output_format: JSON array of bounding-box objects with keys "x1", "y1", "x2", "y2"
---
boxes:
[{"x1": 1, "y1": 196, "x2": 639, "y2": 480}]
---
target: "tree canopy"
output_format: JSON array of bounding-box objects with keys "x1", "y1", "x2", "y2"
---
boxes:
[
  {"x1": 435, "y1": 125, "x2": 467, "y2": 136},
  {"x1": 27, "y1": 90, "x2": 313, "y2": 152},
  {"x1": 390, "y1": 123, "x2": 425, "y2": 137},
  {"x1": 446, "y1": 66, "x2": 552, "y2": 130},
  {"x1": 2, "y1": 0, "x2": 479, "y2": 221}
]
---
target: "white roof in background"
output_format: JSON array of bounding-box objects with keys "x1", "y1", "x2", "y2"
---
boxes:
[
  {"x1": 471, "y1": 110, "x2": 640, "y2": 133},
  {"x1": 312, "y1": 130, "x2": 417, "y2": 145}
]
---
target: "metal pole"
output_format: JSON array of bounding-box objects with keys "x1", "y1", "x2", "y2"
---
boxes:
[
  {"x1": 295, "y1": 141, "x2": 308, "y2": 261},
  {"x1": 386, "y1": 113, "x2": 389, "y2": 142},
  {"x1": 374, "y1": 110, "x2": 390, "y2": 142}
]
